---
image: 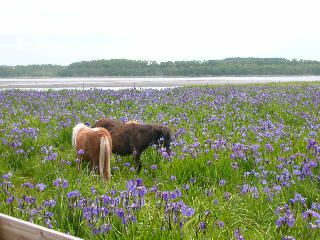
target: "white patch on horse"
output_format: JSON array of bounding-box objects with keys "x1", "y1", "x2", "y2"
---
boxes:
[{"x1": 72, "y1": 123, "x2": 87, "y2": 147}]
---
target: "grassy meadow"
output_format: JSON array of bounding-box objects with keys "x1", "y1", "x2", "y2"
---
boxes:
[{"x1": 0, "y1": 83, "x2": 320, "y2": 239}]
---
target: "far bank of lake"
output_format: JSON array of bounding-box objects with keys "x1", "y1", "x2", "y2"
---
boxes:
[{"x1": 1, "y1": 76, "x2": 320, "y2": 89}]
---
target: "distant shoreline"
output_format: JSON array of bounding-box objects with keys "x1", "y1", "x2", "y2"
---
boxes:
[
  {"x1": 2, "y1": 58, "x2": 320, "y2": 78},
  {"x1": 1, "y1": 76, "x2": 320, "y2": 89},
  {"x1": 1, "y1": 74, "x2": 320, "y2": 80}
]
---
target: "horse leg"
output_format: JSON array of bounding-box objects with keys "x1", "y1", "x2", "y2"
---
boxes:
[
  {"x1": 134, "y1": 153, "x2": 142, "y2": 173},
  {"x1": 77, "y1": 157, "x2": 81, "y2": 171},
  {"x1": 164, "y1": 140, "x2": 171, "y2": 155}
]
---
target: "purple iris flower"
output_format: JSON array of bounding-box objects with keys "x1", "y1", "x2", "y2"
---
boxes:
[
  {"x1": 162, "y1": 192, "x2": 169, "y2": 201},
  {"x1": 2, "y1": 173, "x2": 13, "y2": 180},
  {"x1": 234, "y1": 228, "x2": 245, "y2": 240},
  {"x1": 276, "y1": 207, "x2": 296, "y2": 228},
  {"x1": 77, "y1": 149, "x2": 85, "y2": 155},
  {"x1": 22, "y1": 182, "x2": 34, "y2": 188},
  {"x1": 232, "y1": 162, "x2": 239, "y2": 169},
  {"x1": 124, "y1": 162, "x2": 131, "y2": 167},
  {"x1": 215, "y1": 221, "x2": 225, "y2": 227},
  {"x1": 150, "y1": 164, "x2": 158, "y2": 170},
  {"x1": 44, "y1": 153, "x2": 58, "y2": 161},
  {"x1": 181, "y1": 206, "x2": 195, "y2": 217},
  {"x1": 36, "y1": 183, "x2": 46, "y2": 191},
  {"x1": 67, "y1": 190, "x2": 81, "y2": 198},
  {"x1": 198, "y1": 222, "x2": 206, "y2": 230},
  {"x1": 135, "y1": 178, "x2": 143, "y2": 186},
  {"x1": 265, "y1": 143, "x2": 274, "y2": 152},
  {"x1": 170, "y1": 175, "x2": 177, "y2": 181},
  {"x1": 53, "y1": 178, "x2": 68, "y2": 188},
  {"x1": 7, "y1": 194, "x2": 14, "y2": 203},
  {"x1": 219, "y1": 179, "x2": 227, "y2": 186},
  {"x1": 290, "y1": 193, "x2": 306, "y2": 206},
  {"x1": 282, "y1": 236, "x2": 296, "y2": 240},
  {"x1": 43, "y1": 199, "x2": 56, "y2": 207},
  {"x1": 16, "y1": 149, "x2": 25, "y2": 154}
]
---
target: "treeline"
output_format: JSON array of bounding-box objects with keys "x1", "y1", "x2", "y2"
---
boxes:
[{"x1": 1, "y1": 58, "x2": 320, "y2": 77}]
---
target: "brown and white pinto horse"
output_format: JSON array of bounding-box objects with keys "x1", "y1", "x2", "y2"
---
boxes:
[
  {"x1": 72, "y1": 123, "x2": 112, "y2": 181},
  {"x1": 92, "y1": 119, "x2": 172, "y2": 172}
]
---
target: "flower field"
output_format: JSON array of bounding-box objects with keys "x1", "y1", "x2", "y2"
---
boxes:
[{"x1": 0, "y1": 84, "x2": 320, "y2": 239}]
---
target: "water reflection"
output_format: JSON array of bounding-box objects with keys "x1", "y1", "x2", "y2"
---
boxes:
[{"x1": 1, "y1": 76, "x2": 320, "y2": 89}]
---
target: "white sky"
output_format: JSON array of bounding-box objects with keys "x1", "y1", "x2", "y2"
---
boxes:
[{"x1": 0, "y1": 0, "x2": 319, "y2": 65}]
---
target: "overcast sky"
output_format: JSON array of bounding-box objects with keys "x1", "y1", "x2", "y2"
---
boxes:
[{"x1": 0, "y1": 0, "x2": 319, "y2": 65}]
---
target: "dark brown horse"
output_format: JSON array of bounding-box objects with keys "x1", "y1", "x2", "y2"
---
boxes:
[{"x1": 92, "y1": 119, "x2": 172, "y2": 172}]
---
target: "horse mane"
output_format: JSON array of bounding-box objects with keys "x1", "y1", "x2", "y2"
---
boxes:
[
  {"x1": 125, "y1": 120, "x2": 140, "y2": 124},
  {"x1": 72, "y1": 123, "x2": 87, "y2": 148}
]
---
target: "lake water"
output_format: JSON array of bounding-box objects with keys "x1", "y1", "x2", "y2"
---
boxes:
[{"x1": 1, "y1": 76, "x2": 320, "y2": 90}]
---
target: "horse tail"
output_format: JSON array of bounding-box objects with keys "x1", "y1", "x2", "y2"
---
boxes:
[
  {"x1": 72, "y1": 126, "x2": 78, "y2": 148},
  {"x1": 99, "y1": 135, "x2": 111, "y2": 181}
]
